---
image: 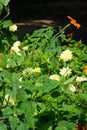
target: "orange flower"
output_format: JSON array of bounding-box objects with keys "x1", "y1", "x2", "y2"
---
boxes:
[
  {"x1": 0, "y1": 53, "x2": 2, "y2": 56},
  {"x1": 83, "y1": 66, "x2": 87, "y2": 74},
  {"x1": 84, "y1": 69, "x2": 87, "y2": 74},
  {"x1": 84, "y1": 66, "x2": 87, "y2": 69},
  {"x1": 67, "y1": 16, "x2": 81, "y2": 29}
]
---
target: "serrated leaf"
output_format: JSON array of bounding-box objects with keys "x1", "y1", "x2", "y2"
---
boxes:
[
  {"x1": 55, "y1": 126, "x2": 68, "y2": 130},
  {"x1": 20, "y1": 101, "x2": 36, "y2": 129},
  {"x1": 78, "y1": 93, "x2": 87, "y2": 102},
  {"x1": 0, "y1": 121, "x2": 7, "y2": 130},
  {"x1": 64, "y1": 75, "x2": 76, "y2": 85},
  {"x1": 2, "y1": 107, "x2": 13, "y2": 116},
  {"x1": 0, "y1": 3, "x2": 3, "y2": 14},
  {"x1": 1, "y1": 0, "x2": 10, "y2": 6},
  {"x1": 2, "y1": 20, "x2": 12, "y2": 28},
  {"x1": 21, "y1": 80, "x2": 34, "y2": 93},
  {"x1": 57, "y1": 120, "x2": 76, "y2": 130},
  {"x1": 9, "y1": 116, "x2": 19, "y2": 130},
  {"x1": 1, "y1": 69, "x2": 12, "y2": 82},
  {"x1": 16, "y1": 123, "x2": 27, "y2": 130}
]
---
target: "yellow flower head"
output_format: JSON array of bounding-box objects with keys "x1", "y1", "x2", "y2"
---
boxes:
[
  {"x1": 59, "y1": 67, "x2": 72, "y2": 77},
  {"x1": 33, "y1": 67, "x2": 41, "y2": 73},
  {"x1": 9, "y1": 24, "x2": 17, "y2": 32},
  {"x1": 49, "y1": 74, "x2": 60, "y2": 81},
  {"x1": 23, "y1": 46, "x2": 29, "y2": 51},
  {"x1": 11, "y1": 41, "x2": 21, "y2": 55},
  {"x1": 76, "y1": 76, "x2": 87, "y2": 82},
  {"x1": 60, "y1": 49, "x2": 73, "y2": 62},
  {"x1": 3, "y1": 94, "x2": 15, "y2": 106},
  {"x1": 69, "y1": 84, "x2": 76, "y2": 92},
  {"x1": 0, "y1": 67, "x2": 3, "y2": 71},
  {"x1": 11, "y1": 46, "x2": 21, "y2": 56}
]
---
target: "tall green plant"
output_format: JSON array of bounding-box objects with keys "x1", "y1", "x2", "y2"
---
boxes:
[
  {"x1": 0, "y1": 0, "x2": 18, "y2": 52},
  {"x1": 0, "y1": 1, "x2": 87, "y2": 129}
]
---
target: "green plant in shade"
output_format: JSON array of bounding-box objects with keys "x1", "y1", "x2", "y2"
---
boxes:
[
  {"x1": 0, "y1": 1, "x2": 87, "y2": 129},
  {"x1": 0, "y1": 0, "x2": 18, "y2": 52}
]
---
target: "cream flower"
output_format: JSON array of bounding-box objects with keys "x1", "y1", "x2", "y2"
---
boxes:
[
  {"x1": 59, "y1": 67, "x2": 72, "y2": 77},
  {"x1": 33, "y1": 67, "x2": 41, "y2": 73},
  {"x1": 76, "y1": 76, "x2": 87, "y2": 82},
  {"x1": 13, "y1": 41, "x2": 21, "y2": 47},
  {"x1": 23, "y1": 46, "x2": 29, "y2": 51},
  {"x1": 22, "y1": 67, "x2": 34, "y2": 75},
  {"x1": 60, "y1": 49, "x2": 73, "y2": 62},
  {"x1": 11, "y1": 41, "x2": 21, "y2": 55},
  {"x1": 9, "y1": 24, "x2": 17, "y2": 32},
  {"x1": 3, "y1": 94, "x2": 15, "y2": 105},
  {"x1": 0, "y1": 67, "x2": 3, "y2": 71},
  {"x1": 11, "y1": 46, "x2": 21, "y2": 56},
  {"x1": 69, "y1": 84, "x2": 76, "y2": 92},
  {"x1": 19, "y1": 77, "x2": 22, "y2": 82},
  {"x1": 49, "y1": 74, "x2": 60, "y2": 81}
]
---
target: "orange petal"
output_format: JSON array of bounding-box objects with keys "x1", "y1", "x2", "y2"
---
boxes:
[
  {"x1": 75, "y1": 23, "x2": 81, "y2": 29},
  {"x1": 83, "y1": 69, "x2": 87, "y2": 74},
  {"x1": 0, "y1": 53, "x2": 2, "y2": 56},
  {"x1": 67, "y1": 16, "x2": 76, "y2": 23},
  {"x1": 67, "y1": 16, "x2": 81, "y2": 29},
  {"x1": 84, "y1": 66, "x2": 87, "y2": 69}
]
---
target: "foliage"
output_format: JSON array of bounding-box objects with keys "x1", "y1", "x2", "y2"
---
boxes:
[{"x1": 0, "y1": 0, "x2": 87, "y2": 130}]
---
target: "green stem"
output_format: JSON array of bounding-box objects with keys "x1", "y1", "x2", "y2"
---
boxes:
[{"x1": 54, "y1": 23, "x2": 71, "y2": 37}]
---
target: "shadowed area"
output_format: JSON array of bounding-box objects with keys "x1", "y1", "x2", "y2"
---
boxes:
[{"x1": 9, "y1": 0, "x2": 87, "y2": 44}]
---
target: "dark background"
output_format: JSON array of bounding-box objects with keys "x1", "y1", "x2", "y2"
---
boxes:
[
  {"x1": 9, "y1": 0, "x2": 87, "y2": 22},
  {"x1": 9, "y1": 0, "x2": 87, "y2": 43}
]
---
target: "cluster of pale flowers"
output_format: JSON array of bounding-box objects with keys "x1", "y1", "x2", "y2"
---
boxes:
[
  {"x1": 49, "y1": 74, "x2": 60, "y2": 81},
  {"x1": 49, "y1": 49, "x2": 87, "y2": 92},
  {"x1": 76, "y1": 76, "x2": 87, "y2": 82},
  {"x1": 49, "y1": 67, "x2": 72, "y2": 80},
  {"x1": 60, "y1": 49, "x2": 73, "y2": 62},
  {"x1": 49, "y1": 50, "x2": 73, "y2": 81},
  {"x1": 10, "y1": 41, "x2": 21, "y2": 56},
  {"x1": 69, "y1": 84, "x2": 76, "y2": 92},
  {"x1": 22, "y1": 67, "x2": 41, "y2": 76},
  {"x1": 9, "y1": 24, "x2": 22, "y2": 55}
]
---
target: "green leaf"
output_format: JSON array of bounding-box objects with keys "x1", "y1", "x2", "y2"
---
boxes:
[
  {"x1": 16, "y1": 123, "x2": 28, "y2": 130},
  {"x1": 2, "y1": 107, "x2": 13, "y2": 116},
  {"x1": 1, "y1": 0, "x2": 10, "y2": 6},
  {"x1": 21, "y1": 80, "x2": 34, "y2": 93},
  {"x1": 64, "y1": 75, "x2": 76, "y2": 85},
  {"x1": 57, "y1": 120, "x2": 76, "y2": 130},
  {"x1": 62, "y1": 104, "x2": 83, "y2": 116},
  {"x1": 32, "y1": 26, "x2": 53, "y2": 38},
  {"x1": 78, "y1": 93, "x2": 87, "y2": 102},
  {"x1": 25, "y1": 116, "x2": 35, "y2": 129},
  {"x1": 2, "y1": 20, "x2": 12, "y2": 28},
  {"x1": 55, "y1": 126, "x2": 68, "y2": 130},
  {"x1": 12, "y1": 73, "x2": 21, "y2": 84},
  {"x1": 9, "y1": 116, "x2": 19, "y2": 130},
  {"x1": 17, "y1": 89, "x2": 27, "y2": 102},
  {"x1": 37, "y1": 121, "x2": 53, "y2": 130},
  {"x1": 20, "y1": 101, "x2": 36, "y2": 128},
  {"x1": 0, "y1": 121, "x2": 7, "y2": 130},
  {"x1": 0, "y1": 53, "x2": 8, "y2": 67},
  {"x1": 0, "y1": 3, "x2": 3, "y2": 14},
  {"x1": 39, "y1": 79, "x2": 61, "y2": 93},
  {"x1": 1, "y1": 69, "x2": 12, "y2": 82}
]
